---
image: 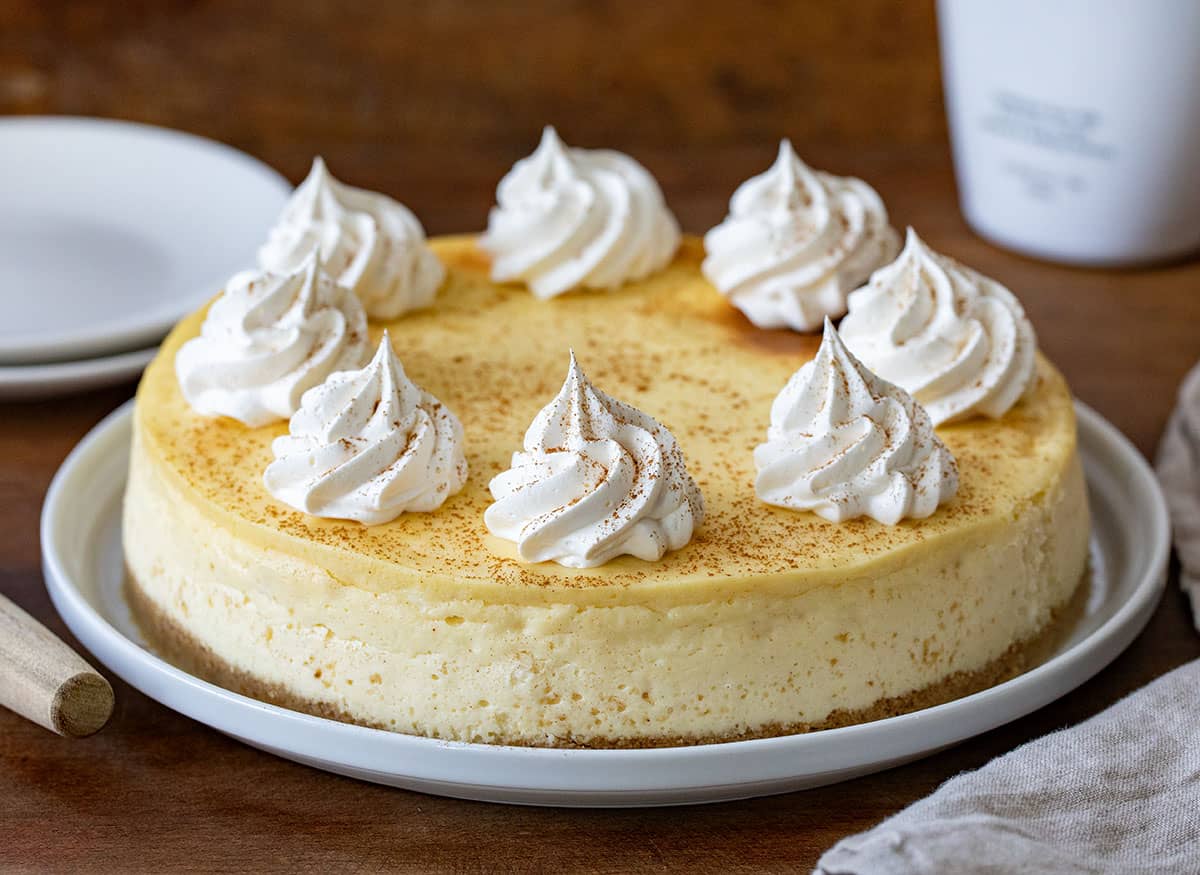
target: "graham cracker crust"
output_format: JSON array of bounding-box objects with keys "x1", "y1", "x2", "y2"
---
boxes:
[{"x1": 125, "y1": 568, "x2": 1089, "y2": 749}]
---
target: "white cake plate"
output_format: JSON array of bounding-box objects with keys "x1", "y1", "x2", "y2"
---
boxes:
[
  {"x1": 41, "y1": 401, "x2": 1169, "y2": 807},
  {"x1": 0, "y1": 345, "x2": 156, "y2": 400},
  {"x1": 0, "y1": 117, "x2": 291, "y2": 365}
]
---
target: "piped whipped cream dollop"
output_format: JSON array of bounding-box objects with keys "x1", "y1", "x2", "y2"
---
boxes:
[
  {"x1": 258, "y1": 157, "x2": 444, "y2": 320},
  {"x1": 702, "y1": 139, "x2": 900, "y2": 332},
  {"x1": 264, "y1": 333, "x2": 467, "y2": 525},
  {"x1": 176, "y1": 254, "x2": 369, "y2": 427},
  {"x1": 754, "y1": 319, "x2": 958, "y2": 525},
  {"x1": 839, "y1": 228, "x2": 1038, "y2": 426},
  {"x1": 485, "y1": 352, "x2": 703, "y2": 567},
  {"x1": 479, "y1": 127, "x2": 681, "y2": 300}
]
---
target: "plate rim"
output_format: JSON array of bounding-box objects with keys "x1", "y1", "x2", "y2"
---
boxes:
[
  {"x1": 40, "y1": 400, "x2": 1170, "y2": 801},
  {"x1": 0, "y1": 115, "x2": 292, "y2": 364},
  {"x1": 0, "y1": 345, "x2": 157, "y2": 400},
  {"x1": 0, "y1": 344, "x2": 157, "y2": 381}
]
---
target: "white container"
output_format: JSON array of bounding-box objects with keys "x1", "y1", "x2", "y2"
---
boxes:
[{"x1": 938, "y1": 0, "x2": 1200, "y2": 265}]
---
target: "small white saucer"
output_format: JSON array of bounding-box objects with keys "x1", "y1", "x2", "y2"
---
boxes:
[
  {"x1": 41, "y1": 402, "x2": 1169, "y2": 807},
  {"x1": 0, "y1": 117, "x2": 291, "y2": 365},
  {"x1": 0, "y1": 345, "x2": 156, "y2": 401}
]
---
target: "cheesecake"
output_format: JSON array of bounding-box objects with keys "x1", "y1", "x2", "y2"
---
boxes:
[{"x1": 124, "y1": 234, "x2": 1090, "y2": 748}]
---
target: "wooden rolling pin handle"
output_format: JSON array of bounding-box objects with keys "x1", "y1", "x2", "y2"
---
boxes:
[{"x1": 0, "y1": 593, "x2": 114, "y2": 737}]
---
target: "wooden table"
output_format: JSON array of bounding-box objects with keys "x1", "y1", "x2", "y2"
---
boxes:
[{"x1": 1, "y1": 143, "x2": 1198, "y2": 871}]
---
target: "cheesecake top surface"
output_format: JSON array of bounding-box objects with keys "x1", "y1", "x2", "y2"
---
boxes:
[{"x1": 135, "y1": 236, "x2": 1078, "y2": 600}]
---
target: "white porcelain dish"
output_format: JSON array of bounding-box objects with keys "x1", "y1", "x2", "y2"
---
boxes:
[
  {"x1": 41, "y1": 401, "x2": 1169, "y2": 807},
  {"x1": 0, "y1": 345, "x2": 156, "y2": 401},
  {"x1": 0, "y1": 117, "x2": 290, "y2": 365}
]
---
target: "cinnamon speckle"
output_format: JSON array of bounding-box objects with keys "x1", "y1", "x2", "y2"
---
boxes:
[{"x1": 144, "y1": 236, "x2": 1076, "y2": 590}]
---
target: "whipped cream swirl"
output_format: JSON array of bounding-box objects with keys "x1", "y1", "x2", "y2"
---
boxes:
[
  {"x1": 754, "y1": 319, "x2": 958, "y2": 525},
  {"x1": 480, "y1": 127, "x2": 681, "y2": 299},
  {"x1": 258, "y1": 157, "x2": 445, "y2": 320},
  {"x1": 264, "y1": 333, "x2": 467, "y2": 525},
  {"x1": 485, "y1": 352, "x2": 703, "y2": 567},
  {"x1": 839, "y1": 228, "x2": 1038, "y2": 426},
  {"x1": 702, "y1": 139, "x2": 900, "y2": 332},
  {"x1": 176, "y1": 254, "x2": 369, "y2": 427}
]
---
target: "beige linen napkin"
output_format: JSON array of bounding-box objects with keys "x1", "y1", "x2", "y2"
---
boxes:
[
  {"x1": 815, "y1": 659, "x2": 1200, "y2": 874},
  {"x1": 816, "y1": 370, "x2": 1200, "y2": 874},
  {"x1": 1157, "y1": 360, "x2": 1200, "y2": 629}
]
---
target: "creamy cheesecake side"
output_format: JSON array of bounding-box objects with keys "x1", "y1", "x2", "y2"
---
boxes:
[{"x1": 123, "y1": 237, "x2": 1090, "y2": 747}]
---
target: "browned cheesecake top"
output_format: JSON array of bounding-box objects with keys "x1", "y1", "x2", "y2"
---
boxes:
[{"x1": 135, "y1": 236, "x2": 1077, "y2": 596}]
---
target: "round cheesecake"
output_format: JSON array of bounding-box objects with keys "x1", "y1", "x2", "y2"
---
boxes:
[{"x1": 124, "y1": 236, "x2": 1090, "y2": 748}]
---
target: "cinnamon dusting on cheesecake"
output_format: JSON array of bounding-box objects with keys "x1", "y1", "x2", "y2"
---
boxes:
[{"x1": 142, "y1": 235, "x2": 1078, "y2": 591}]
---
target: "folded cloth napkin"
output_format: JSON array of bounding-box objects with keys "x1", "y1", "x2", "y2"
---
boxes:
[
  {"x1": 1157, "y1": 359, "x2": 1200, "y2": 629},
  {"x1": 816, "y1": 660, "x2": 1200, "y2": 874},
  {"x1": 817, "y1": 371, "x2": 1200, "y2": 875}
]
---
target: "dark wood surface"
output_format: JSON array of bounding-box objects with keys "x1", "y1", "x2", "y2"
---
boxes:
[
  {"x1": 3, "y1": 3, "x2": 1200, "y2": 872},
  {"x1": 0, "y1": 0, "x2": 946, "y2": 160}
]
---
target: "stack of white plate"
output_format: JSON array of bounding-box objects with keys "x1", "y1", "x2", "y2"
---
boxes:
[{"x1": 0, "y1": 117, "x2": 292, "y2": 400}]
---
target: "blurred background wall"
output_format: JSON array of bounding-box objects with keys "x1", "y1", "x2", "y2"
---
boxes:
[{"x1": 0, "y1": 0, "x2": 945, "y2": 229}]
